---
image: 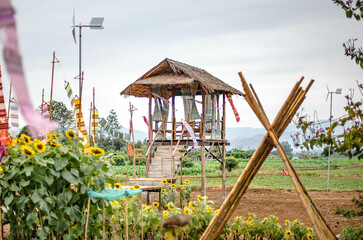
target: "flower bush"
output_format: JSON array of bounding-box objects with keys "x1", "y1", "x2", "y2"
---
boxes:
[{"x1": 0, "y1": 131, "x2": 113, "y2": 239}]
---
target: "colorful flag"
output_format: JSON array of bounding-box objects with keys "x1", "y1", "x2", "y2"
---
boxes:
[
  {"x1": 91, "y1": 109, "x2": 99, "y2": 143},
  {"x1": 0, "y1": 75, "x2": 9, "y2": 145},
  {"x1": 127, "y1": 140, "x2": 134, "y2": 157},
  {"x1": 1, "y1": 5, "x2": 58, "y2": 137},
  {"x1": 283, "y1": 169, "x2": 288, "y2": 176},
  {"x1": 74, "y1": 98, "x2": 89, "y2": 147},
  {"x1": 201, "y1": 85, "x2": 221, "y2": 110},
  {"x1": 42, "y1": 102, "x2": 49, "y2": 119},
  {"x1": 225, "y1": 94, "x2": 240, "y2": 122},
  {"x1": 182, "y1": 121, "x2": 198, "y2": 148},
  {"x1": 143, "y1": 116, "x2": 152, "y2": 147},
  {"x1": 9, "y1": 98, "x2": 18, "y2": 137}
]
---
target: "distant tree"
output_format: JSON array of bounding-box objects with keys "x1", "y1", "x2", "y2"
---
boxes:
[
  {"x1": 38, "y1": 100, "x2": 74, "y2": 133},
  {"x1": 18, "y1": 125, "x2": 30, "y2": 136},
  {"x1": 107, "y1": 109, "x2": 121, "y2": 132},
  {"x1": 271, "y1": 141, "x2": 293, "y2": 157}
]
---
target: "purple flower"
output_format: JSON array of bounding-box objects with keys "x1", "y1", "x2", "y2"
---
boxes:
[{"x1": 346, "y1": 0, "x2": 353, "y2": 6}]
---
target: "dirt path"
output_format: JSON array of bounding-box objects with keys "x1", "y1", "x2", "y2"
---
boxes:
[{"x1": 191, "y1": 187, "x2": 362, "y2": 235}]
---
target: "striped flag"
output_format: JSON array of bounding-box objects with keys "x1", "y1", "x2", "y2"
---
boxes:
[
  {"x1": 91, "y1": 109, "x2": 99, "y2": 143},
  {"x1": 98, "y1": 117, "x2": 129, "y2": 140},
  {"x1": 74, "y1": 98, "x2": 89, "y2": 147},
  {"x1": 0, "y1": 77, "x2": 9, "y2": 145},
  {"x1": 10, "y1": 98, "x2": 19, "y2": 137},
  {"x1": 226, "y1": 94, "x2": 240, "y2": 123},
  {"x1": 42, "y1": 102, "x2": 49, "y2": 119}
]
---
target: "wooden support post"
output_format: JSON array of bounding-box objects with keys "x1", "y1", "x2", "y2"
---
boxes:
[
  {"x1": 172, "y1": 89, "x2": 176, "y2": 140},
  {"x1": 49, "y1": 51, "x2": 57, "y2": 120},
  {"x1": 102, "y1": 199, "x2": 105, "y2": 240},
  {"x1": 125, "y1": 198, "x2": 129, "y2": 240},
  {"x1": 201, "y1": 90, "x2": 207, "y2": 196},
  {"x1": 221, "y1": 94, "x2": 226, "y2": 201},
  {"x1": 84, "y1": 197, "x2": 91, "y2": 240},
  {"x1": 148, "y1": 96, "x2": 152, "y2": 175}
]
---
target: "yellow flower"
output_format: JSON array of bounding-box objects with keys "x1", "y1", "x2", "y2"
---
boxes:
[
  {"x1": 248, "y1": 216, "x2": 252, "y2": 220},
  {"x1": 307, "y1": 228, "x2": 312, "y2": 233},
  {"x1": 129, "y1": 186, "x2": 135, "y2": 190},
  {"x1": 285, "y1": 230, "x2": 292, "y2": 237},
  {"x1": 244, "y1": 221, "x2": 249, "y2": 226},
  {"x1": 65, "y1": 129, "x2": 76, "y2": 139},
  {"x1": 89, "y1": 147, "x2": 105, "y2": 156},
  {"x1": 146, "y1": 206, "x2": 152, "y2": 212},
  {"x1": 263, "y1": 218, "x2": 269, "y2": 223},
  {"x1": 214, "y1": 209, "x2": 219, "y2": 215},
  {"x1": 133, "y1": 184, "x2": 140, "y2": 189},
  {"x1": 185, "y1": 180, "x2": 190, "y2": 185},
  {"x1": 183, "y1": 207, "x2": 192, "y2": 215},
  {"x1": 307, "y1": 234, "x2": 313, "y2": 240},
  {"x1": 0, "y1": 166, "x2": 3, "y2": 173},
  {"x1": 107, "y1": 184, "x2": 112, "y2": 188},
  {"x1": 21, "y1": 145, "x2": 35, "y2": 158},
  {"x1": 152, "y1": 202, "x2": 159, "y2": 208},
  {"x1": 115, "y1": 183, "x2": 121, "y2": 189},
  {"x1": 180, "y1": 185, "x2": 184, "y2": 190},
  {"x1": 46, "y1": 139, "x2": 61, "y2": 147},
  {"x1": 293, "y1": 219, "x2": 298, "y2": 225},
  {"x1": 20, "y1": 134, "x2": 32, "y2": 144},
  {"x1": 197, "y1": 195, "x2": 202, "y2": 202},
  {"x1": 162, "y1": 179, "x2": 168, "y2": 184},
  {"x1": 249, "y1": 221, "x2": 253, "y2": 226},
  {"x1": 34, "y1": 141, "x2": 46, "y2": 153},
  {"x1": 285, "y1": 220, "x2": 290, "y2": 226},
  {"x1": 161, "y1": 188, "x2": 166, "y2": 193},
  {"x1": 171, "y1": 184, "x2": 176, "y2": 189},
  {"x1": 167, "y1": 202, "x2": 175, "y2": 211},
  {"x1": 188, "y1": 201, "x2": 196, "y2": 210},
  {"x1": 163, "y1": 213, "x2": 168, "y2": 219},
  {"x1": 274, "y1": 217, "x2": 279, "y2": 222},
  {"x1": 235, "y1": 216, "x2": 241, "y2": 221},
  {"x1": 162, "y1": 210, "x2": 168, "y2": 215},
  {"x1": 206, "y1": 205, "x2": 212, "y2": 213},
  {"x1": 52, "y1": 133, "x2": 59, "y2": 140}
]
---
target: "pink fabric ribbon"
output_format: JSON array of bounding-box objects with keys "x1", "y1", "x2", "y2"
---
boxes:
[
  {"x1": 182, "y1": 121, "x2": 198, "y2": 148},
  {"x1": 201, "y1": 85, "x2": 221, "y2": 110},
  {"x1": 1, "y1": 5, "x2": 59, "y2": 137},
  {"x1": 225, "y1": 94, "x2": 240, "y2": 122},
  {"x1": 143, "y1": 116, "x2": 153, "y2": 147},
  {"x1": 145, "y1": 87, "x2": 170, "y2": 105}
]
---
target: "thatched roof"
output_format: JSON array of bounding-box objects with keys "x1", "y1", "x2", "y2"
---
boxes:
[{"x1": 120, "y1": 58, "x2": 243, "y2": 97}]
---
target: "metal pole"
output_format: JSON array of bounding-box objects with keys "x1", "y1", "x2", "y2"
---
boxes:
[
  {"x1": 79, "y1": 26, "x2": 82, "y2": 98},
  {"x1": 327, "y1": 92, "x2": 333, "y2": 192}
]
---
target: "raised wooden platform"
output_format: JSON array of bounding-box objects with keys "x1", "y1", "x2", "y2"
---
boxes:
[{"x1": 148, "y1": 139, "x2": 230, "y2": 146}]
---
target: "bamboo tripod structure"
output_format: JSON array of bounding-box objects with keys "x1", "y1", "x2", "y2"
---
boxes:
[{"x1": 201, "y1": 73, "x2": 336, "y2": 240}]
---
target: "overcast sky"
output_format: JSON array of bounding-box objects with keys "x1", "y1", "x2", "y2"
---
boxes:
[{"x1": 1, "y1": 0, "x2": 362, "y2": 133}]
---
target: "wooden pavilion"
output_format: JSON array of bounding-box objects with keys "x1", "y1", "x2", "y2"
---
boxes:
[{"x1": 120, "y1": 58, "x2": 243, "y2": 197}]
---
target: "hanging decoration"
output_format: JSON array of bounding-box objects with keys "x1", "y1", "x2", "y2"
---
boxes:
[
  {"x1": 74, "y1": 98, "x2": 90, "y2": 147},
  {"x1": 42, "y1": 102, "x2": 49, "y2": 119},
  {"x1": 201, "y1": 85, "x2": 221, "y2": 110},
  {"x1": 91, "y1": 108, "x2": 99, "y2": 143},
  {"x1": 182, "y1": 121, "x2": 198, "y2": 148},
  {"x1": 146, "y1": 87, "x2": 170, "y2": 105},
  {"x1": 143, "y1": 116, "x2": 152, "y2": 147},
  {"x1": 0, "y1": 4, "x2": 58, "y2": 137},
  {"x1": 225, "y1": 93, "x2": 240, "y2": 122},
  {"x1": 128, "y1": 121, "x2": 134, "y2": 156},
  {"x1": 0, "y1": 74, "x2": 9, "y2": 145},
  {"x1": 9, "y1": 98, "x2": 18, "y2": 137},
  {"x1": 98, "y1": 118, "x2": 129, "y2": 140}
]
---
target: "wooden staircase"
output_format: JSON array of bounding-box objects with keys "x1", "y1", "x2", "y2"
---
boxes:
[{"x1": 134, "y1": 145, "x2": 185, "y2": 186}]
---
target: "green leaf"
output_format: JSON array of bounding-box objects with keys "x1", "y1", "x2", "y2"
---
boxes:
[
  {"x1": 65, "y1": 205, "x2": 82, "y2": 221},
  {"x1": 80, "y1": 163, "x2": 93, "y2": 176},
  {"x1": 70, "y1": 168, "x2": 79, "y2": 177},
  {"x1": 63, "y1": 234, "x2": 77, "y2": 240},
  {"x1": 10, "y1": 183, "x2": 20, "y2": 192},
  {"x1": 39, "y1": 199, "x2": 51, "y2": 214},
  {"x1": 54, "y1": 157, "x2": 69, "y2": 171},
  {"x1": 55, "y1": 220, "x2": 69, "y2": 233},
  {"x1": 20, "y1": 179, "x2": 30, "y2": 187},
  {"x1": 4, "y1": 194, "x2": 14, "y2": 205},
  {"x1": 24, "y1": 165, "x2": 34, "y2": 177},
  {"x1": 26, "y1": 212, "x2": 37, "y2": 225},
  {"x1": 61, "y1": 170, "x2": 80, "y2": 185},
  {"x1": 31, "y1": 190, "x2": 42, "y2": 204},
  {"x1": 44, "y1": 158, "x2": 55, "y2": 165},
  {"x1": 49, "y1": 168, "x2": 60, "y2": 178},
  {"x1": 37, "y1": 227, "x2": 49, "y2": 240},
  {"x1": 58, "y1": 145, "x2": 68, "y2": 154},
  {"x1": 68, "y1": 152, "x2": 79, "y2": 161}
]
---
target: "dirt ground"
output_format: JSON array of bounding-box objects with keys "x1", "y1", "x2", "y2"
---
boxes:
[{"x1": 191, "y1": 187, "x2": 362, "y2": 236}]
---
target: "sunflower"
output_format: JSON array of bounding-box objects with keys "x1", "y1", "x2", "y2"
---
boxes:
[
  {"x1": 188, "y1": 201, "x2": 196, "y2": 210},
  {"x1": 152, "y1": 202, "x2": 159, "y2": 208},
  {"x1": 285, "y1": 220, "x2": 290, "y2": 226},
  {"x1": 285, "y1": 231, "x2": 292, "y2": 238},
  {"x1": 307, "y1": 228, "x2": 312, "y2": 233},
  {"x1": 34, "y1": 141, "x2": 46, "y2": 153},
  {"x1": 162, "y1": 179, "x2": 168, "y2": 184},
  {"x1": 249, "y1": 221, "x2": 254, "y2": 226},
  {"x1": 185, "y1": 180, "x2": 190, "y2": 185},
  {"x1": 180, "y1": 185, "x2": 184, "y2": 190},
  {"x1": 206, "y1": 205, "x2": 212, "y2": 213},
  {"x1": 89, "y1": 147, "x2": 105, "y2": 157},
  {"x1": 20, "y1": 134, "x2": 32, "y2": 144},
  {"x1": 307, "y1": 234, "x2": 313, "y2": 240},
  {"x1": 274, "y1": 216, "x2": 279, "y2": 222},
  {"x1": 244, "y1": 221, "x2": 249, "y2": 226},
  {"x1": 163, "y1": 213, "x2": 168, "y2": 219},
  {"x1": 235, "y1": 216, "x2": 241, "y2": 221},
  {"x1": 65, "y1": 129, "x2": 76, "y2": 139},
  {"x1": 162, "y1": 210, "x2": 168, "y2": 215},
  {"x1": 293, "y1": 219, "x2": 299, "y2": 225},
  {"x1": 107, "y1": 184, "x2": 112, "y2": 188},
  {"x1": 129, "y1": 186, "x2": 135, "y2": 190},
  {"x1": 263, "y1": 218, "x2": 269, "y2": 223},
  {"x1": 214, "y1": 209, "x2": 219, "y2": 215},
  {"x1": 167, "y1": 202, "x2": 175, "y2": 211},
  {"x1": 0, "y1": 166, "x2": 3, "y2": 173},
  {"x1": 115, "y1": 183, "x2": 121, "y2": 189},
  {"x1": 161, "y1": 188, "x2": 166, "y2": 193},
  {"x1": 46, "y1": 139, "x2": 61, "y2": 147},
  {"x1": 183, "y1": 207, "x2": 191, "y2": 215},
  {"x1": 197, "y1": 195, "x2": 202, "y2": 202},
  {"x1": 21, "y1": 145, "x2": 35, "y2": 158},
  {"x1": 133, "y1": 184, "x2": 140, "y2": 189},
  {"x1": 52, "y1": 133, "x2": 59, "y2": 140},
  {"x1": 171, "y1": 184, "x2": 176, "y2": 189}
]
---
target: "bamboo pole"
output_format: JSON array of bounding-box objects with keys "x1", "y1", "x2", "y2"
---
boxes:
[
  {"x1": 49, "y1": 51, "x2": 57, "y2": 120},
  {"x1": 148, "y1": 96, "x2": 152, "y2": 175},
  {"x1": 41, "y1": 88, "x2": 44, "y2": 116},
  {"x1": 201, "y1": 90, "x2": 206, "y2": 196},
  {"x1": 222, "y1": 94, "x2": 226, "y2": 201},
  {"x1": 7, "y1": 78, "x2": 12, "y2": 120},
  {"x1": 89, "y1": 102, "x2": 92, "y2": 145},
  {"x1": 125, "y1": 198, "x2": 129, "y2": 240},
  {"x1": 85, "y1": 197, "x2": 91, "y2": 240},
  {"x1": 102, "y1": 199, "x2": 105, "y2": 240},
  {"x1": 0, "y1": 200, "x2": 2, "y2": 240},
  {"x1": 201, "y1": 75, "x2": 309, "y2": 239},
  {"x1": 130, "y1": 103, "x2": 137, "y2": 184}
]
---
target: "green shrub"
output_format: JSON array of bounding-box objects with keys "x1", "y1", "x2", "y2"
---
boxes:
[
  {"x1": 225, "y1": 156, "x2": 238, "y2": 172},
  {"x1": 0, "y1": 132, "x2": 113, "y2": 239},
  {"x1": 183, "y1": 158, "x2": 195, "y2": 168},
  {"x1": 341, "y1": 224, "x2": 363, "y2": 240},
  {"x1": 111, "y1": 155, "x2": 126, "y2": 165}
]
